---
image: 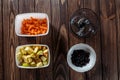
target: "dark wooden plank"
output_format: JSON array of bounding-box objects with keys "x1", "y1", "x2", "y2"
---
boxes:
[
  {"x1": 0, "y1": 0, "x2": 3, "y2": 80},
  {"x1": 115, "y1": 0, "x2": 120, "y2": 79},
  {"x1": 51, "y1": 0, "x2": 69, "y2": 80},
  {"x1": 19, "y1": 0, "x2": 35, "y2": 13},
  {"x1": 34, "y1": 0, "x2": 53, "y2": 80},
  {"x1": 100, "y1": 0, "x2": 118, "y2": 80},
  {"x1": 67, "y1": 0, "x2": 86, "y2": 80},
  {"x1": 18, "y1": 0, "x2": 36, "y2": 80},
  {"x1": 83, "y1": 0, "x2": 102, "y2": 80},
  {"x1": 3, "y1": 0, "x2": 21, "y2": 80},
  {"x1": 3, "y1": 1, "x2": 11, "y2": 80}
]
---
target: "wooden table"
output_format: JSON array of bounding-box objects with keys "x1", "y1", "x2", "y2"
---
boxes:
[{"x1": 0, "y1": 0, "x2": 119, "y2": 80}]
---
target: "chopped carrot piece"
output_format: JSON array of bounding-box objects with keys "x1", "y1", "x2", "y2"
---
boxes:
[{"x1": 21, "y1": 17, "x2": 48, "y2": 35}]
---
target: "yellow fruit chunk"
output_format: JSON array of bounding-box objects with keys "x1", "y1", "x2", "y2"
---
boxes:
[
  {"x1": 37, "y1": 62, "x2": 43, "y2": 67},
  {"x1": 41, "y1": 56, "x2": 47, "y2": 62}
]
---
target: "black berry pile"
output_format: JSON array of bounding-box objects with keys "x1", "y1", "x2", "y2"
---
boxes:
[{"x1": 71, "y1": 50, "x2": 90, "y2": 67}]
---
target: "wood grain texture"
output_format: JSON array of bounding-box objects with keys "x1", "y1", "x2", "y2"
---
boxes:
[
  {"x1": 0, "y1": 0, "x2": 3, "y2": 80},
  {"x1": 83, "y1": 0, "x2": 102, "y2": 80},
  {"x1": 1, "y1": 0, "x2": 120, "y2": 80},
  {"x1": 100, "y1": 0, "x2": 118, "y2": 80},
  {"x1": 3, "y1": 0, "x2": 11, "y2": 80},
  {"x1": 3, "y1": 0, "x2": 20, "y2": 80},
  {"x1": 115, "y1": 0, "x2": 120, "y2": 79},
  {"x1": 35, "y1": 0, "x2": 53, "y2": 80},
  {"x1": 18, "y1": 0, "x2": 36, "y2": 80},
  {"x1": 51, "y1": 0, "x2": 69, "y2": 80},
  {"x1": 67, "y1": 0, "x2": 86, "y2": 80}
]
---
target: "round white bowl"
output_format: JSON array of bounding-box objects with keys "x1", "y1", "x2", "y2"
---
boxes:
[
  {"x1": 15, "y1": 13, "x2": 49, "y2": 37},
  {"x1": 15, "y1": 44, "x2": 50, "y2": 69},
  {"x1": 67, "y1": 43, "x2": 96, "y2": 72}
]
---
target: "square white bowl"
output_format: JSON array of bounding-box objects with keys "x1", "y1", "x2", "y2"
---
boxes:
[
  {"x1": 15, "y1": 13, "x2": 49, "y2": 37},
  {"x1": 15, "y1": 44, "x2": 50, "y2": 69}
]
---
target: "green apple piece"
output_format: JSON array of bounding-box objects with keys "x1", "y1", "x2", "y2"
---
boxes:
[
  {"x1": 37, "y1": 62, "x2": 43, "y2": 67},
  {"x1": 37, "y1": 50, "x2": 43, "y2": 55},
  {"x1": 30, "y1": 61, "x2": 36, "y2": 67},
  {"x1": 33, "y1": 47, "x2": 39, "y2": 53},
  {"x1": 24, "y1": 46, "x2": 33, "y2": 53},
  {"x1": 41, "y1": 56, "x2": 47, "y2": 62},
  {"x1": 22, "y1": 63, "x2": 29, "y2": 67},
  {"x1": 43, "y1": 61, "x2": 48, "y2": 65}
]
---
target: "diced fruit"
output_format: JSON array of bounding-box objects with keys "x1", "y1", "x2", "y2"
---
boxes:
[
  {"x1": 30, "y1": 61, "x2": 36, "y2": 66},
  {"x1": 43, "y1": 49, "x2": 48, "y2": 53},
  {"x1": 41, "y1": 56, "x2": 47, "y2": 61},
  {"x1": 42, "y1": 46, "x2": 46, "y2": 50},
  {"x1": 43, "y1": 49, "x2": 48, "y2": 57},
  {"x1": 27, "y1": 57, "x2": 32, "y2": 63},
  {"x1": 16, "y1": 52, "x2": 23, "y2": 63},
  {"x1": 43, "y1": 53, "x2": 48, "y2": 57},
  {"x1": 16, "y1": 52, "x2": 22, "y2": 58},
  {"x1": 22, "y1": 63, "x2": 29, "y2": 67},
  {"x1": 22, "y1": 56, "x2": 32, "y2": 63},
  {"x1": 16, "y1": 45, "x2": 49, "y2": 67},
  {"x1": 20, "y1": 49, "x2": 27, "y2": 54},
  {"x1": 43, "y1": 61, "x2": 48, "y2": 65},
  {"x1": 29, "y1": 54, "x2": 36, "y2": 58},
  {"x1": 37, "y1": 62, "x2": 43, "y2": 67},
  {"x1": 24, "y1": 46, "x2": 33, "y2": 53},
  {"x1": 38, "y1": 46, "x2": 42, "y2": 49},
  {"x1": 33, "y1": 47, "x2": 39, "y2": 53},
  {"x1": 37, "y1": 50, "x2": 43, "y2": 55},
  {"x1": 36, "y1": 58, "x2": 42, "y2": 63}
]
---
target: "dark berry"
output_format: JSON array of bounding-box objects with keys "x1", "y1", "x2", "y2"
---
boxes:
[{"x1": 71, "y1": 49, "x2": 90, "y2": 67}]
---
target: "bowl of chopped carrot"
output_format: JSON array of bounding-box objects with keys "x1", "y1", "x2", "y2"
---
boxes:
[{"x1": 15, "y1": 13, "x2": 49, "y2": 37}]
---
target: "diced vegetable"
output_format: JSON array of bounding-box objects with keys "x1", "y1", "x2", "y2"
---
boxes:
[
  {"x1": 16, "y1": 45, "x2": 49, "y2": 67},
  {"x1": 43, "y1": 61, "x2": 48, "y2": 66},
  {"x1": 21, "y1": 17, "x2": 48, "y2": 35},
  {"x1": 43, "y1": 53, "x2": 48, "y2": 57},
  {"x1": 22, "y1": 63, "x2": 29, "y2": 67},
  {"x1": 37, "y1": 62, "x2": 43, "y2": 67},
  {"x1": 16, "y1": 52, "x2": 23, "y2": 63},
  {"x1": 30, "y1": 61, "x2": 36, "y2": 67},
  {"x1": 43, "y1": 49, "x2": 48, "y2": 57},
  {"x1": 41, "y1": 56, "x2": 47, "y2": 62},
  {"x1": 43, "y1": 49, "x2": 48, "y2": 53},
  {"x1": 22, "y1": 56, "x2": 32, "y2": 63},
  {"x1": 24, "y1": 46, "x2": 33, "y2": 52},
  {"x1": 33, "y1": 47, "x2": 39, "y2": 53},
  {"x1": 20, "y1": 49, "x2": 27, "y2": 54},
  {"x1": 42, "y1": 46, "x2": 46, "y2": 50},
  {"x1": 37, "y1": 50, "x2": 43, "y2": 55}
]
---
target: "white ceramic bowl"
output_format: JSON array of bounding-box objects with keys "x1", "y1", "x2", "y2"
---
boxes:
[
  {"x1": 67, "y1": 43, "x2": 96, "y2": 72},
  {"x1": 15, "y1": 13, "x2": 49, "y2": 37},
  {"x1": 15, "y1": 44, "x2": 50, "y2": 69}
]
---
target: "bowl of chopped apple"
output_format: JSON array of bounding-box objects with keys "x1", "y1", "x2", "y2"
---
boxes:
[{"x1": 15, "y1": 44, "x2": 50, "y2": 69}]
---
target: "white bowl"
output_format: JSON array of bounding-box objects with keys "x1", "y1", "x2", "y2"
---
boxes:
[
  {"x1": 67, "y1": 43, "x2": 96, "y2": 72},
  {"x1": 15, "y1": 13, "x2": 49, "y2": 37},
  {"x1": 15, "y1": 44, "x2": 50, "y2": 69}
]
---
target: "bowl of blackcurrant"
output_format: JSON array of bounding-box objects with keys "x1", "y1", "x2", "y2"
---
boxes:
[{"x1": 67, "y1": 43, "x2": 96, "y2": 72}]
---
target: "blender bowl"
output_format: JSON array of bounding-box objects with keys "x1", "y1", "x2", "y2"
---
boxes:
[{"x1": 70, "y1": 8, "x2": 99, "y2": 38}]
